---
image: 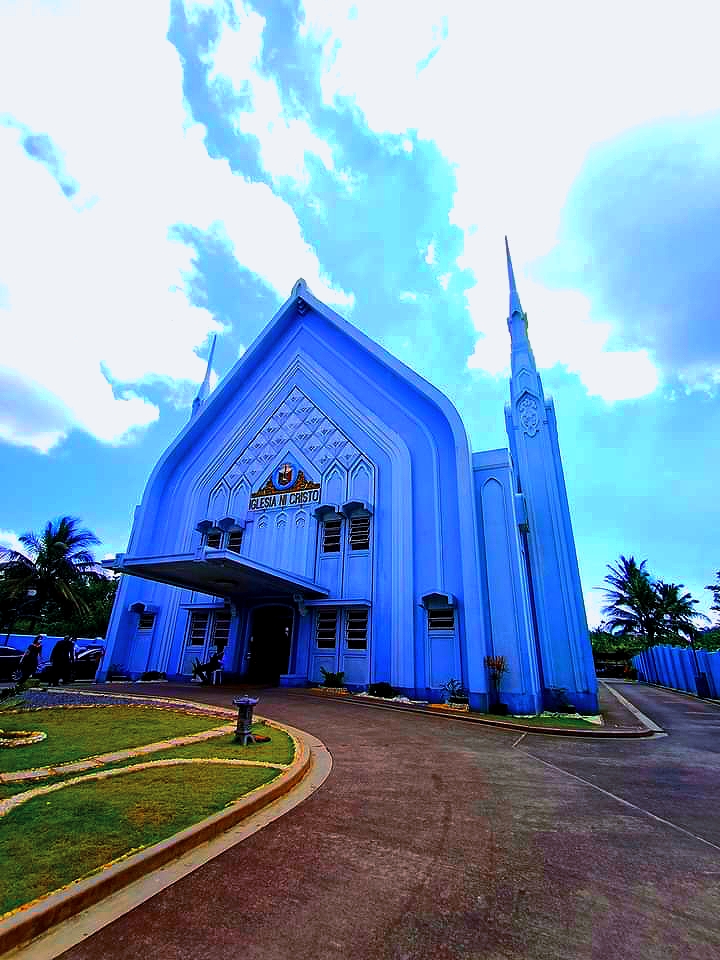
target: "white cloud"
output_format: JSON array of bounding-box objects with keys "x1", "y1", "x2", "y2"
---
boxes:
[
  {"x1": 0, "y1": 0, "x2": 350, "y2": 452},
  {"x1": 0, "y1": 529, "x2": 28, "y2": 557},
  {"x1": 423, "y1": 241, "x2": 436, "y2": 266},
  {"x1": 467, "y1": 275, "x2": 660, "y2": 402},
  {"x1": 301, "y1": 0, "x2": 720, "y2": 401},
  {"x1": 193, "y1": 1, "x2": 338, "y2": 187}
]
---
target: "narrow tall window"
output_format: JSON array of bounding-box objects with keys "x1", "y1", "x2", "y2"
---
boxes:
[
  {"x1": 137, "y1": 612, "x2": 155, "y2": 632},
  {"x1": 205, "y1": 531, "x2": 222, "y2": 549},
  {"x1": 315, "y1": 607, "x2": 338, "y2": 648},
  {"x1": 226, "y1": 530, "x2": 243, "y2": 553},
  {"x1": 212, "y1": 610, "x2": 232, "y2": 649},
  {"x1": 188, "y1": 611, "x2": 210, "y2": 645},
  {"x1": 349, "y1": 515, "x2": 371, "y2": 551},
  {"x1": 427, "y1": 607, "x2": 455, "y2": 631},
  {"x1": 346, "y1": 608, "x2": 369, "y2": 650},
  {"x1": 322, "y1": 519, "x2": 342, "y2": 553}
]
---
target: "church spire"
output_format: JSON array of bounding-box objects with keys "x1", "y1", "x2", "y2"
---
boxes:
[
  {"x1": 191, "y1": 334, "x2": 217, "y2": 418},
  {"x1": 505, "y1": 235, "x2": 523, "y2": 319},
  {"x1": 505, "y1": 237, "x2": 536, "y2": 375}
]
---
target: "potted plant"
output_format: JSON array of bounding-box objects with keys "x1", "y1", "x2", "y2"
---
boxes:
[
  {"x1": 440, "y1": 678, "x2": 470, "y2": 710},
  {"x1": 313, "y1": 667, "x2": 347, "y2": 695},
  {"x1": 484, "y1": 655, "x2": 509, "y2": 715}
]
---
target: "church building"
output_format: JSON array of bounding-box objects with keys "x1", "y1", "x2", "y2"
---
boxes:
[{"x1": 101, "y1": 243, "x2": 598, "y2": 714}]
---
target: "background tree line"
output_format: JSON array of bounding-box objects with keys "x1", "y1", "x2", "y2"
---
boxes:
[
  {"x1": 0, "y1": 516, "x2": 117, "y2": 640},
  {"x1": 591, "y1": 555, "x2": 720, "y2": 660}
]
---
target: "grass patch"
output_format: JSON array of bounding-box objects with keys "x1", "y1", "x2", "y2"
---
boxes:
[
  {"x1": 138, "y1": 723, "x2": 295, "y2": 766},
  {"x1": 477, "y1": 713, "x2": 603, "y2": 728},
  {"x1": 0, "y1": 723, "x2": 294, "y2": 799},
  {"x1": 0, "y1": 762, "x2": 280, "y2": 918},
  {"x1": 0, "y1": 707, "x2": 225, "y2": 773}
]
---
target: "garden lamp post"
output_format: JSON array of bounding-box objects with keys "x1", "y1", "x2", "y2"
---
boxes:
[{"x1": 232, "y1": 695, "x2": 260, "y2": 745}]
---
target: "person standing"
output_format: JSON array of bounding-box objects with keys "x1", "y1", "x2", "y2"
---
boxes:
[
  {"x1": 18, "y1": 635, "x2": 44, "y2": 683},
  {"x1": 50, "y1": 635, "x2": 75, "y2": 685}
]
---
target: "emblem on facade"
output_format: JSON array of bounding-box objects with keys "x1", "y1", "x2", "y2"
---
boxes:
[
  {"x1": 518, "y1": 395, "x2": 540, "y2": 437},
  {"x1": 276, "y1": 461, "x2": 295, "y2": 488},
  {"x1": 250, "y1": 460, "x2": 322, "y2": 511}
]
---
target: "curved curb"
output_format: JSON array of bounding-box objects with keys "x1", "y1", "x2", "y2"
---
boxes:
[
  {"x1": 640, "y1": 680, "x2": 720, "y2": 709},
  {"x1": 0, "y1": 721, "x2": 313, "y2": 956},
  {"x1": 297, "y1": 689, "x2": 657, "y2": 737},
  {"x1": 600, "y1": 680, "x2": 664, "y2": 734}
]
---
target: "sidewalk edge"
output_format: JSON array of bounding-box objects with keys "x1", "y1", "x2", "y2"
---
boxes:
[{"x1": 296, "y1": 689, "x2": 656, "y2": 737}]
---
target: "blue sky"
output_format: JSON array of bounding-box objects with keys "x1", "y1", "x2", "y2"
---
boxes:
[{"x1": 1, "y1": 0, "x2": 718, "y2": 627}]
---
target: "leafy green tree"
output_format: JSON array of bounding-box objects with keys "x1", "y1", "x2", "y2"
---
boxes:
[
  {"x1": 705, "y1": 571, "x2": 720, "y2": 625},
  {"x1": 601, "y1": 556, "x2": 661, "y2": 649},
  {"x1": 696, "y1": 627, "x2": 720, "y2": 653},
  {"x1": 0, "y1": 516, "x2": 101, "y2": 634},
  {"x1": 600, "y1": 556, "x2": 707, "y2": 650},
  {"x1": 590, "y1": 627, "x2": 643, "y2": 658},
  {"x1": 41, "y1": 575, "x2": 118, "y2": 638},
  {"x1": 654, "y1": 581, "x2": 708, "y2": 644}
]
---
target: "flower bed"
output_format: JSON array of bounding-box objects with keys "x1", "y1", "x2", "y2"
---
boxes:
[{"x1": 0, "y1": 730, "x2": 47, "y2": 748}]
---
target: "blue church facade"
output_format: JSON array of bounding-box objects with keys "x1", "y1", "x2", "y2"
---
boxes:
[{"x1": 102, "y1": 247, "x2": 598, "y2": 714}]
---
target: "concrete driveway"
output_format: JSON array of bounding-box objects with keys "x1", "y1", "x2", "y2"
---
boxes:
[{"x1": 53, "y1": 683, "x2": 720, "y2": 960}]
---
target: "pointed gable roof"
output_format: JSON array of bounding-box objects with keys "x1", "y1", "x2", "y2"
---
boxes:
[{"x1": 140, "y1": 277, "x2": 473, "y2": 501}]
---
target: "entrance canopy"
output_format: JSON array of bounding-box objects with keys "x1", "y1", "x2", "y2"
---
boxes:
[{"x1": 106, "y1": 550, "x2": 329, "y2": 602}]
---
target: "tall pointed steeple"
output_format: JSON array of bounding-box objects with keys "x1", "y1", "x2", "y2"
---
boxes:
[
  {"x1": 191, "y1": 334, "x2": 217, "y2": 418},
  {"x1": 505, "y1": 235, "x2": 523, "y2": 319},
  {"x1": 503, "y1": 237, "x2": 598, "y2": 714},
  {"x1": 505, "y1": 237, "x2": 536, "y2": 376}
]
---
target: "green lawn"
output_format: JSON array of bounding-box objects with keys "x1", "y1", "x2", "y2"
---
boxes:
[
  {"x1": 0, "y1": 722, "x2": 295, "y2": 800},
  {"x1": 0, "y1": 706, "x2": 226, "y2": 773},
  {"x1": 142, "y1": 723, "x2": 295, "y2": 766},
  {"x1": 0, "y1": 763, "x2": 280, "y2": 917},
  {"x1": 477, "y1": 713, "x2": 603, "y2": 728}
]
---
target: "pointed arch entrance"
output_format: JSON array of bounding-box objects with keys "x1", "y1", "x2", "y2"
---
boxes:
[{"x1": 246, "y1": 605, "x2": 294, "y2": 685}]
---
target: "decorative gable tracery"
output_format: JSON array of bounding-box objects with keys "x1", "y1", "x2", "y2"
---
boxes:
[{"x1": 224, "y1": 388, "x2": 362, "y2": 488}]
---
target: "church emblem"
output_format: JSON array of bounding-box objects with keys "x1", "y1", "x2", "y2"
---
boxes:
[
  {"x1": 250, "y1": 459, "x2": 321, "y2": 511},
  {"x1": 276, "y1": 461, "x2": 295, "y2": 488},
  {"x1": 518, "y1": 395, "x2": 540, "y2": 437}
]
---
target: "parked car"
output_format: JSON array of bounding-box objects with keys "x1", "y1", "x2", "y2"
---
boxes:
[
  {"x1": 0, "y1": 644, "x2": 24, "y2": 681},
  {"x1": 37, "y1": 644, "x2": 105, "y2": 682},
  {"x1": 74, "y1": 645, "x2": 104, "y2": 680}
]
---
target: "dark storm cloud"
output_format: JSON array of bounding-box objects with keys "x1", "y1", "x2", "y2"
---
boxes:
[{"x1": 538, "y1": 114, "x2": 720, "y2": 385}]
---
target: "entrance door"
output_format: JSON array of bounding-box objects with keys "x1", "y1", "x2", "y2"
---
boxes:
[{"x1": 246, "y1": 606, "x2": 294, "y2": 685}]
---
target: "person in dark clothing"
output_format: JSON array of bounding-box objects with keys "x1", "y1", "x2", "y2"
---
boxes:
[
  {"x1": 193, "y1": 651, "x2": 223, "y2": 685},
  {"x1": 50, "y1": 636, "x2": 75, "y2": 685},
  {"x1": 19, "y1": 635, "x2": 44, "y2": 682}
]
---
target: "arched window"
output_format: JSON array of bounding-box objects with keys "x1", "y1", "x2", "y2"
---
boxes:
[{"x1": 421, "y1": 592, "x2": 458, "y2": 634}]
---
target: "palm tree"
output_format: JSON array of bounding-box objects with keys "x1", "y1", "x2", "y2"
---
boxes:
[
  {"x1": 0, "y1": 516, "x2": 101, "y2": 633},
  {"x1": 705, "y1": 571, "x2": 720, "y2": 624},
  {"x1": 601, "y1": 555, "x2": 661, "y2": 649},
  {"x1": 601, "y1": 557, "x2": 708, "y2": 651},
  {"x1": 654, "y1": 581, "x2": 708, "y2": 643}
]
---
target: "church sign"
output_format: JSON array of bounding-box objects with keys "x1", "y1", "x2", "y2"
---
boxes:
[{"x1": 249, "y1": 460, "x2": 321, "y2": 511}]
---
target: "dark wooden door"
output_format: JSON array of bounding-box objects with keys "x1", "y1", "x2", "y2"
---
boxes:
[{"x1": 247, "y1": 606, "x2": 293, "y2": 684}]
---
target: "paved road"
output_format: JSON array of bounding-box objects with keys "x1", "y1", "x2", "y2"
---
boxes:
[{"x1": 59, "y1": 683, "x2": 720, "y2": 960}]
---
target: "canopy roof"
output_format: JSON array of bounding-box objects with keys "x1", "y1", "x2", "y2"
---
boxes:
[{"x1": 107, "y1": 550, "x2": 329, "y2": 603}]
